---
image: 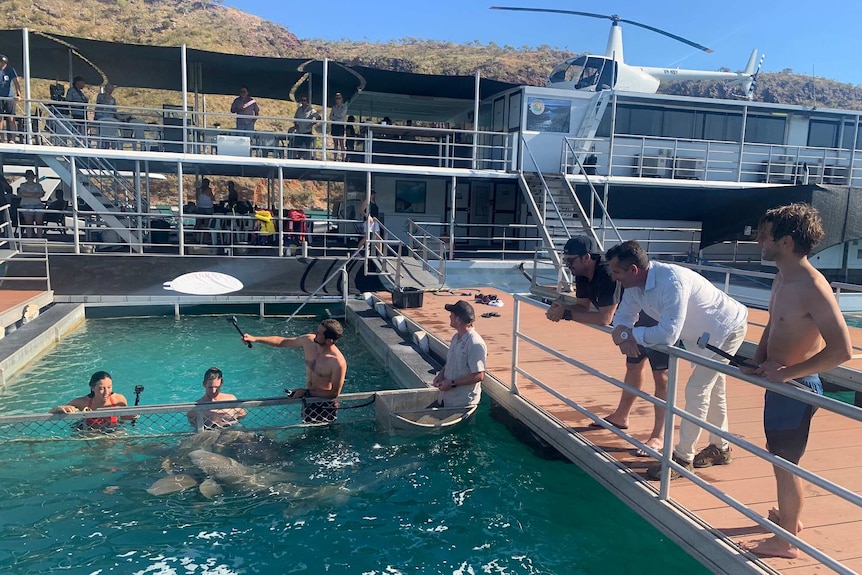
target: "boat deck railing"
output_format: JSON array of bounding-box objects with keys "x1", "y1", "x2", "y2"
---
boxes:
[
  {"x1": 11, "y1": 98, "x2": 513, "y2": 171},
  {"x1": 562, "y1": 135, "x2": 862, "y2": 187},
  {"x1": 510, "y1": 293, "x2": 862, "y2": 575}
]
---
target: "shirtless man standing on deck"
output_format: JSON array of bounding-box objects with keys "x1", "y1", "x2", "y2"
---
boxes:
[
  {"x1": 242, "y1": 319, "x2": 346, "y2": 423},
  {"x1": 741, "y1": 203, "x2": 852, "y2": 559}
]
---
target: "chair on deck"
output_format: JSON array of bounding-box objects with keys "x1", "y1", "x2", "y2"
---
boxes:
[{"x1": 44, "y1": 197, "x2": 70, "y2": 235}]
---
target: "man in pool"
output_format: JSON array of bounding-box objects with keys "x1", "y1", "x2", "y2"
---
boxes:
[
  {"x1": 187, "y1": 367, "x2": 247, "y2": 429},
  {"x1": 242, "y1": 319, "x2": 346, "y2": 423},
  {"x1": 50, "y1": 371, "x2": 136, "y2": 429},
  {"x1": 741, "y1": 204, "x2": 851, "y2": 559},
  {"x1": 432, "y1": 300, "x2": 487, "y2": 407}
]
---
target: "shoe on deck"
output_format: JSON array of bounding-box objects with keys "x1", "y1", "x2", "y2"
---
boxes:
[
  {"x1": 646, "y1": 454, "x2": 692, "y2": 481},
  {"x1": 693, "y1": 444, "x2": 732, "y2": 468}
]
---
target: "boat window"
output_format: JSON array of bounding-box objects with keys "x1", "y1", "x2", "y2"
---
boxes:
[
  {"x1": 702, "y1": 112, "x2": 743, "y2": 142},
  {"x1": 608, "y1": 104, "x2": 743, "y2": 142},
  {"x1": 841, "y1": 122, "x2": 862, "y2": 150},
  {"x1": 808, "y1": 119, "x2": 840, "y2": 148},
  {"x1": 744, "y1": 115, "x2": 785, "y2": 145}
]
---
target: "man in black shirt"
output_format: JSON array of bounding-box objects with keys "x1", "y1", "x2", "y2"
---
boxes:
[{"x1": 546, "y1": 236, "x2": 669, "y2": 456}]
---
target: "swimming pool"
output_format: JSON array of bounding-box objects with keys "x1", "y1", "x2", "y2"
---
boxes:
[{"x1": 0, "y1": 314, "x2": 709, "y2": 574}]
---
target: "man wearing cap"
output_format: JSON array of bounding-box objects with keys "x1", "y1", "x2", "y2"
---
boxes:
[
  {"x1": 0, "y1": 55, "x2": 22, "y2": 143},
  {"x1": 433, "y1": 300, "x2": 487, "y2": 407},
  {"x1": 546, "y1": 236, "x2": 669, "y2": 456}
]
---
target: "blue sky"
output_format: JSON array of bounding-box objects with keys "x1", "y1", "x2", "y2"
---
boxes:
[{"x1": 225, "y1": 0, "x2": 862, "y2": 86}]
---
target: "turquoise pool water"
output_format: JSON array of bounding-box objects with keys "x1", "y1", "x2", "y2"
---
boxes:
[{"x1": 0, "y1": 315, "x2": 709, "y2": 574}]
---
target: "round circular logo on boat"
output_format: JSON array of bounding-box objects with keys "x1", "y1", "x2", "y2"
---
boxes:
[{"x1": 529, "y1": 100, "x2": 545, "y2": 115}]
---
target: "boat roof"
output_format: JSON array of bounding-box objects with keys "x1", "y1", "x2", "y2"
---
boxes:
[{"x1": 0, "y1": 29, "x2": 517, "y2": 121}]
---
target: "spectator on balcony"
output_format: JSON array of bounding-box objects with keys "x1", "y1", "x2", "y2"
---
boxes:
[
  {"x1": 17, "y1": 169, "x2": 45, "y2": 238},
  {"x1": 95, "y1": 84, "x2": 121, "y2": 149},
  {"x1": 293, "y1": 95, "x2": 320, "y2": 160},
  {"x1": 195, "y1": 178, "x2": 215, "y2": 242},
  {"x1": 230, "y1": 86, "x2": 259, "y2": 133},
  {"x1": 330, "y1": 92, "x2": 348, "y2": 160},
  {"x1": 65, "y1": 77, "x2": 90, "y2": 133},
  {"x1": 0, "y1": 55, "x2": 22, "y2": 143}
]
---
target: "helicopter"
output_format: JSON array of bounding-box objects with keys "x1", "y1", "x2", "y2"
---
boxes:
[{"x1": 491, "y1": 6, "x2": 763, "y2": 99}]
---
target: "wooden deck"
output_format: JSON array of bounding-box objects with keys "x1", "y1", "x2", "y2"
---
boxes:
[{"x1": 381, "y1": 288, "x2": 862, "y2": 575}]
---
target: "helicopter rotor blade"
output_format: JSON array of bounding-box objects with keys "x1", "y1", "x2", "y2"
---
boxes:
[
  {"x1": 617, "y1": 18, "x2": 713, "y2": 53},
  {"x1": 491, "y1": 6, "x2": 713, "y2": 54},
  {"x1": 490, "y1": 6, "x2": 618, "y2": 22}
]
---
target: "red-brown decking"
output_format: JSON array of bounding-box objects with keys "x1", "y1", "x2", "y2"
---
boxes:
[{"x1": 381, "y1": 288, "x2": 862, "y2": 575}]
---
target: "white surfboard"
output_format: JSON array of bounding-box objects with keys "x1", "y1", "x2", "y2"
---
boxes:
[{"x1": 163, "y1": 271, "x2": 244, "y2": 295}]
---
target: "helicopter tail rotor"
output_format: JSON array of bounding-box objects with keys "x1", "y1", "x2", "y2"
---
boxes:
[{"x1": 730, "y1": 49, "x2": 765, "y2": 100}]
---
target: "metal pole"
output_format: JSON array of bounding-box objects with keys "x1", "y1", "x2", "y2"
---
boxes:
[
  {"x1": 659, "y1": 353, "x2": 681, "y2": 500},
  {"x1": 22, "y1": 29, "x2": 32, "y2": 145},
  {"x1": 278, "y1": 166, "x2": 284, "y2": 256},
  {"x1": 449, "y1": 175, "x2": 456, "y2": 260},
  {"x1": 322, "y1": 58, "x2": 329, "y2": 161},
  {"x1": 177, "y1": 162, "x2": 185, "y2": 254},
  {"x1": 181, "y1": 45, "x2": 188, "y2": 153},
  {"x1": 134, "y1": 160, "x2": 142, "y2": 251},
  {"x1": 472, "y1": 71, "x2": 480, "y2": 170},
  {"x1": 70, "y1": 156, "x2": 80, "y2": 254},
  {"x1": 510, "y1": 296, "x2": 521, "y2": 393}
]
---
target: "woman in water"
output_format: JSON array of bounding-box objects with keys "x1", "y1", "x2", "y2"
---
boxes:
[{"x1": 50, "y1": 371, "x2": 135, "y2": 430}]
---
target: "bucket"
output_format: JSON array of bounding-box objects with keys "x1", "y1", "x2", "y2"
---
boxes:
[{"x1": 391, "y1": 287, "x2": 424, "y2": 309}]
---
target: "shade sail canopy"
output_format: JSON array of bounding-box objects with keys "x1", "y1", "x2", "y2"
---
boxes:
[{"x1": 0, "y1": 29, "x2": 518, "y2": 120}]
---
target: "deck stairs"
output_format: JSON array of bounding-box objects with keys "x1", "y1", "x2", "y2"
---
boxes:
[{"x1": 37, "y1": 104, "x2": 147, "y2": 251}]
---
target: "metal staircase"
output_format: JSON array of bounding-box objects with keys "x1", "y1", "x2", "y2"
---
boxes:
[
  {"x1": 37, "y1": 103, "x2": 148, "y2": 251},
  {"x1": 564, "y1": 91, "x2": 612, "y2": 172}
]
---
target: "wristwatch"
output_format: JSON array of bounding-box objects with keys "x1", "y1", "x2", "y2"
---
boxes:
[
  {"x1": 620, "y1": 330, "x2": 629, "y2": 341},
  {"x1": 450, "y1": 380, "x2": 457, "y2": 388}
]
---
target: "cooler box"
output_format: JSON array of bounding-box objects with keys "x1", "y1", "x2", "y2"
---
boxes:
[
  {"x1": 217, "y1": 135, "x2": 251, "y2": 156},
  {"x1": 391, "y1": 287, "x2": 424, "y2": 309}
]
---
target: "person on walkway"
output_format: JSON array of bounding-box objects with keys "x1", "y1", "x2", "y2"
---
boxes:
[
  {"x1": 546, "y1": 236, "x2": 669, "y2": 455},
  {"x1": 357, "y1": 190, "x2": 380, "y2": 250},
  {"x1": 50, "y1": 371, "x2": 136, "y2": 430},
  {"x1": 187, "y1": 366, "x2": 247, "y2": 429},
  {"x1": 195, "y1": 178, "x2": 215, "y2": 242},
  {"x1": 242, "y1": 319, "x2": 346, "y2": 423},
  {"x1": 94, "y1": 84, "x2": 121, "y2": 149},
  {"x1": 17, "y1": 169, "x2": 45, "y2": 238},
  {"x1": 432, "y1": 300, "x2": 487, "y2": 407},
  {"x1": 230, "y1": 86, "x2": 259, "y2": 133},
  {"x1": 741, "y1": 203, "x2": 851, "y2": 559},
  {"x1": 606, "y1": 240, "x2": 748, "y2": 480},
  {"x1": 65, "y1": 76, "x2": 90, "y2": 135},
  {"x1": 0, "y1": 55, "x2": 22, "y2": 143}
]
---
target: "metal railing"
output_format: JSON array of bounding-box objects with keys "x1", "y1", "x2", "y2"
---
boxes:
[
  {"x1": 4, "y1": 99, "x2": 513, "y2": 171},
  {"x1": 561, "y1": 134, "x2": 862, "y2": 187},
  {"x1": 509, "y1": 293, "x2": 862, "y2": 575}
]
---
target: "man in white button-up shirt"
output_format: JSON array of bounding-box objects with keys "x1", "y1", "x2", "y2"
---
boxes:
[{"x1": 606, "y1": 240, "x2": 748, "y2": 480}]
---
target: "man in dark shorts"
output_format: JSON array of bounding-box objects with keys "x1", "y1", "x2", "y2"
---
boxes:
[
  {"x1": 740, "y1": 203, "x2": 851, "y2": 559},
  {"x1": 0, "y1": 55, "x2": 22, "y2": 143},
  {"x1": 242, "y1": 319, "x2": 346, "y2": 424},
  {"x1": 545, "y1": 236, "x2": 669, "y2": 454}
]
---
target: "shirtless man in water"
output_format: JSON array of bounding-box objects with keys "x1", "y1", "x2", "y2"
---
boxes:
[
  {"x1": 50, "y1": 371, "x2": 136, "y2": 429},
  {"x1": 187, "y1": 367, "x2": 247, "y2": 429},
  {"x1": 741, "y1": 203, "x2": 852, "y2": 559},
  {"x1": 242, "y1": 319, "x2": 346, "y2": 423}
]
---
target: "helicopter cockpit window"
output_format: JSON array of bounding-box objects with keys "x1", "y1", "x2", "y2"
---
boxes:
[
  {"x1": 575, "y1": 57, "x2": 607, "y2": 90},
  {"x1": 549, "y1": 57, "x2": 586, "y2": 84}
]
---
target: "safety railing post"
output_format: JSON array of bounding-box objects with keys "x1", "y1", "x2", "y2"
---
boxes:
[{"x1": 659, "y1": 353, "x2": 681, "y2": 500}]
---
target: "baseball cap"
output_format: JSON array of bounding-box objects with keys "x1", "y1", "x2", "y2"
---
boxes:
[
  {"x1": 0, "y1": 55, "x2": 8, "y2": 64},
  {"x1": 444, "y1": 300, "x2": 475, "y2": 323},
  {"x1": 563, "y1": 236, "x2": 599, "y2": 256}
]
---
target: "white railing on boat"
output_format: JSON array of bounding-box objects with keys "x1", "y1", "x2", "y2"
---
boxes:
[{"x1": 509, "y1": 293, "x2": 862, "y2": 575}]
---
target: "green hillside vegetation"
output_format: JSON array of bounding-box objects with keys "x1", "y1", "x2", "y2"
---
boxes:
[{"x1": 5, "y1": 0, "x2": 862, "y2": 207}]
